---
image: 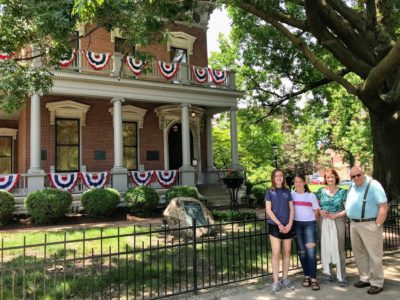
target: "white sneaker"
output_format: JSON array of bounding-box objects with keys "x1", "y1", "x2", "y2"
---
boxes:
[
  {"x1": 280, "y1": 278, "x2": 295, "y2": 290},
  {"x1": 269, "y1": 282, "x2": 281, "y2": 294}
]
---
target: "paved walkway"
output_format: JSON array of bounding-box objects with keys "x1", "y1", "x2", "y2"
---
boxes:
[{"x1": 186, "y1": 249, "x2": 400, "y2": 300}]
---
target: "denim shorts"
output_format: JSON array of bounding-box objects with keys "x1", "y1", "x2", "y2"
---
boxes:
[{"x1": 268, "y1": 223, "x2": 294, "y2": 240}]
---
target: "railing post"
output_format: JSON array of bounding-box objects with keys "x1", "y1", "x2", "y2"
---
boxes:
[
  {"x1": 112, "y1": 52, "x2": 123, "y2": 78},
  {"x1": 192, "y1": 218, "x2": 198, "y2": 294},
  {"x1": 229, "y1": 70, "x2": 236, "y2": 90},
  {"x1": 180, "y1": 64, "x2": 189, "y2": 84}
]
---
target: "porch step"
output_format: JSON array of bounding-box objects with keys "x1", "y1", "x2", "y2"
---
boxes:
[{"x1": 197, "y1": 184, "x2": 246, "y2": 209}]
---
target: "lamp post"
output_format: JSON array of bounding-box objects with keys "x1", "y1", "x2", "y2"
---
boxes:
[{"x1": 272, "y1": 144, "x2": 278, "y2": 169}]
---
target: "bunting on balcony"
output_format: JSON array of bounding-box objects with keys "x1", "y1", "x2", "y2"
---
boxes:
[
  {"x1": 83, "y1": 50, "x2": 112, "y2": 70},
  {"x1": 0, "y1": 52, "x2": 14, "y2": 60},
  {"x1": 130, "y1": 171, "x2": 154, "y2": 186},
  {"x1": 59, "y1": 49, "x2": 77, "y2": 67},
  {"x1": 80, "y1": 172, "x2": 109, "y2": 189},
  {"x1": 0, "y1": 174, "x2": 20, "y2": 192},
  {"x1": 209, "y1": 68, "x2": 227, "y2": 85},
  {"x1": 154, "y1": 170, "x2": 178, "y2": 188},
  {"x1": 126, "y1": 56, "x2": 144, "y2": 76},
  {"x1": 48, "y1": 173, "x2": 79, "y2": 192},
  {"x1": 157, "y1": 61, "x2": 179, "y2": 80},
  {"x1": 192, "y1": 66, "x2": 208, "y2": 83}
]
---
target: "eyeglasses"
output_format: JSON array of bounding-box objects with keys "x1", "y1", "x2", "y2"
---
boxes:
[{"x1": 351, "y1": 173, "x2": 362, "y2": 179}]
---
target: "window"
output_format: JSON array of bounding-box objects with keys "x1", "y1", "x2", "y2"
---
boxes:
[
  {"x1": 115, "y1": 37, "x2": 135, "y2": 55},
  {"x1": 56, "y1": 119, "x2": 80, "y2": 172},
  {"x1": 69, "y1": 31, "x2": 80, "y2": 68},
  {"x1": 123, "y1": 122, "x2": 138, "y2": 170},
  {"x1": 170, "y1": 47, "x2": 188, "y2": 63},
  {"x1": 0, "y1": 136, "x2": 12, "y2": 174}
]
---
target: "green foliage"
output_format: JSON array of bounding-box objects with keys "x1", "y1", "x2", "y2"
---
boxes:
[
  {"x1": 125, "y1": 186, "x2": 159, "y2": 215},
  {"x1": 25, "y1": 189, "x2": 72, "y2": 224},
  {"x1": 211, "y1": 209, "x2": 256, "y2": 222},
  {"x1": 252, "y1": 184, "x2": 269, "y2": 206},
  {"x1": 0, "y1": 190, "x2": 15, "y2": 224},
  {"x1": 81, "y1": 188, "x2": 120, "y2": 219},
  {"x1": 165, "y1": 186, "x2": 198, "y2": 204}
]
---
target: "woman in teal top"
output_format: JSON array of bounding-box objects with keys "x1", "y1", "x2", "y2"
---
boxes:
[{"x1": 316, "y1": 169, "x2": 348, "y2": 286}]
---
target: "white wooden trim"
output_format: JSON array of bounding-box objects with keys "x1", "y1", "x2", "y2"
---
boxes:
[
  {"x1": 109, "y1": 105, "x2": 147, "y2": 128},
  {"x1": 46, "y1": 100, "x2": 90, "y2": 126},
  {"x1": 0, "y1": 128, "x2": 18, "y2": 139},
  {"x1": 167, "y1": 32, "x2": 197, "y2": 55}
]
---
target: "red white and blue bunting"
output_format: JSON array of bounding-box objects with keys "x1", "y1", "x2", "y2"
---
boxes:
[
  {"x1": 209, "y1": 68, "x2": 227, "y2": 85},
  {"x1": 154, "y1": 170, "x2": 178, "y2": 188},
  {"x1": 59, "y1": 49, "x2": 77, "y2": 67},
  {"x1": 192, "y1": 66, "x2": 208, "y2": 83},
  {"x1": 48, "y1": 173, "x2": 79, "y2": 192},
  {"x1": 130, "y1": 171, "x2": 154, "y2": 186},
  {"x1": 80, "y1": 172, "x2": 109, "y2": 189},
  {"x1": 0, "y1": 174, "x2": 20, "y2": 192},
  {"x1": 126, "y1": 56, "x2": 144, "y2": 76},
  {"x1": 157, "y1": 61, "x2": 179, "y2": 80},
  {"x1": 0, "y1": 52, "x2": 14, "y2": 60},
  {"x1": 83, "y1": 50, "x2": 112, "y2": 70}
]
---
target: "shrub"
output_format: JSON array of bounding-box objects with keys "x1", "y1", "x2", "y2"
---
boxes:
[
  {"x1": 252, "y1": 184, "x2": 268, "y2": 206},
  {"x1": 81, "y1": 188, "x2": 120, "y2": 219},
  {"x1": 25, "y1": 189, "x2": 72, "y2": 224},
  {"x1": 165, "y1": 186, "x2": 198, "y2": 204},
  {"x1": 211, "y1": 210, "x2": 257, "y2": 222},
  {"x1": 125, "y1": 186, "x2": 159, "y2": 215},
  {"x1": 0, "y1": 190, "x2": 15, "y2": 224}
]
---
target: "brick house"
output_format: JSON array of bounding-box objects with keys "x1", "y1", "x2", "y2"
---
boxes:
[{"x1": 0, "y1": 5, "x2": 243, "y2": 209}]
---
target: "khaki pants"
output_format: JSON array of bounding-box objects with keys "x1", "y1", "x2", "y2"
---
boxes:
[
  {"x1": 350, "y1": 221, "x2": 384, "y2": 287},
  {"x1": 318, "y1": 217, "x2": 347, "y2": 279}
]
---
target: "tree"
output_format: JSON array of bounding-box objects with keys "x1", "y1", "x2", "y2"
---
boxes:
[{"x1": 1, "y1": 1, "x2": 399, "y2": 201}]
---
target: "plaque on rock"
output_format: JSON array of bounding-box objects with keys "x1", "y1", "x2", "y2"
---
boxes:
[{"x1": 163, "y1": 197, "x2": 215, "y2": 238}]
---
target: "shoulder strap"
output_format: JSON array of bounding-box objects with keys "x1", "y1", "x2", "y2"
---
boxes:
[{"x1": 361, "y1": 179, "x2": 373, "y2": 219}]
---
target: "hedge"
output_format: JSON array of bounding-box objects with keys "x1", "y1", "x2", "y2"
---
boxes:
[
  {"x1": 125, "y1": 186, "x2": 159, "y2": 215},
  {"x1": 0, "y1": 190, "x2": 15, "y2": 224},
  {"x1": 81, "y1": 188, "x2": 120, "y2": 219}
]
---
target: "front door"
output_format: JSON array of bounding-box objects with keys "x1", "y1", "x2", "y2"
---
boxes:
[{"x1": 168, "y1": 123, "x2": 193, "y2": 170}]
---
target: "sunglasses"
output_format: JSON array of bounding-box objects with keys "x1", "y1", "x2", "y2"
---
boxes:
[{"x1": 351, "y1": 173, "x2": 362, "y2": 179}]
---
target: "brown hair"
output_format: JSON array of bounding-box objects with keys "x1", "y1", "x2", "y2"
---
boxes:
[
  {"x1": 324, "y1": 168, "x2": 340, "y2": 185},
  {"x1": 294, "y1": 174, "x2": 311, "y2": 193},
  {"x1": 270, "y1": 168, "x2": 289, "y2": 190}
]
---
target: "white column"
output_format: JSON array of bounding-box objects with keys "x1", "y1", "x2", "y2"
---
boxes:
[
  {"x1": 205, "y1": 115, "x2": 215, "y2": 170},
  {"x1": 180, "y1": 104, "x2": 191, "y2": 168},
  {"x1": 29, "y1": 93, "x2": 42, "y2": 171},
  {"x1": 230, "y1": 107, "x2": 240, "y2": 170},
  {"x1": 112, "y1": 97, "x2": 125, "y2": 169}
]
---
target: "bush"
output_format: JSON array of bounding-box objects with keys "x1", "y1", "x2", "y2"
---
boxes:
[
  {"x1": 81, "y1": 188, "x2": 120, "y2": 219},
  {"x1": 25, "y1": 189, "x2": 72, "y2": 224},
  {"x1": 211, "y1": 210, "x2": 257, "y2": 222},
  {"x1": 165, "y1": 186, "x2": 198, "y2": 204},
  {"x1": 252, "y1": 184, "x2": 268, "y2": 206},
  {"x1": 125, "y1": 186, "x2": 159, "y2": 215},
  {"x1": 0, "y1": 190, "x2": 15, "y2": 224}
]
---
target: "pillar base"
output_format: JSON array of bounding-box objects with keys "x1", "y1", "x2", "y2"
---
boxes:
[
  {"x1": 111, "y1": 167, "x2": 128, "y2": 192},
  {"x1": 179, "y1": 166, "x2": 196, "y2": 186},
  {"x1": 27, "y1": 169, "x2": 45, "y2": 192}
]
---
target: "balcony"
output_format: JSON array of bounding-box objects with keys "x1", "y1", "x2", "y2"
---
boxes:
[{"x1": 52, "y1": 51, "x2": 237, "y2": 91}]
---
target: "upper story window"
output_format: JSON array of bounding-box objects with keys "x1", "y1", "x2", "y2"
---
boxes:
[
  {"x1": 115, "y1": 37, "x2": 136, "y2": 55},
  {"x1": 170, "y1": 47, "x2": 188, "y2": 64},
  {"x1": 0, "y1": 136, "x2": 12, "y2": 174},
  {"x1": 56, "y1": 119, "x2": 80, "y2": 172}
]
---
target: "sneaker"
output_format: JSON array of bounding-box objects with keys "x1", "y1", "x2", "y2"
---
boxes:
[
  {"x1": 322, "y1": 274, "x2": 333, "y2": 284},
  {"x1": 337, "y1": 279, "x2": 349, "y2": 287},
  {"x1": 269, "y1": 282, "x2": 281, "y2": 294},
  {"x1": 280, "y1": 278, "x2": 295, "y2": 290}
]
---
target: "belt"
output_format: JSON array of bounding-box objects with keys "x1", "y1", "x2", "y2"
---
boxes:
[{"x1": 351, "y1": 218, "x2": 376, "y2": 223}]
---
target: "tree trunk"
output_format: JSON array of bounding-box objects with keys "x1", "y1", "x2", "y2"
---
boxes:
[{"x1": 370, "y1": 112, "x2": 400, "y2": 202}]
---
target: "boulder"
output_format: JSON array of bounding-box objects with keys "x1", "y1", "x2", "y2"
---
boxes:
[{"x1": 163, "y1": 197, "x2": 215, "y2": 238}]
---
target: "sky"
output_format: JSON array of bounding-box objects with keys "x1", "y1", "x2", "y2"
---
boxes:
[{"x1": 207, "y1": 8, "x2": 231, "y2": 56}]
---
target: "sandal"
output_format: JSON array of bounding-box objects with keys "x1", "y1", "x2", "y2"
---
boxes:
[
  {"x1": 311, "y1": 281, "x2": 320, "y2": 291},
  {"x1": 302, "y1": 277, "x2": 311, "y2": 287}
]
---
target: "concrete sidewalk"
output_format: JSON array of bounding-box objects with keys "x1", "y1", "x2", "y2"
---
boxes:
[{"x1": 187, "y1": 249, "x2": 400, "y2": 300}]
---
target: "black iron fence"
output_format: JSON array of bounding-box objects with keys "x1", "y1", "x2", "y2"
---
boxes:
[{"x1": 0, "y1": 200, "x2": 399, "y2": 299}]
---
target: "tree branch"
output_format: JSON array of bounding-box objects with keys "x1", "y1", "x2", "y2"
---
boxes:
[
  {"x1": 326, "y1": 0, "x2": 366, "y2": 35},
  {"x1": 366, "y1": 0, "x2": 377, "y2": 30}
]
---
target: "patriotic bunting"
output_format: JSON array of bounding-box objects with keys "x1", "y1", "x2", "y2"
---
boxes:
[
  {"x1": 126, "y1": 56, "x2": 144, "y2": 76},
  {"x1": 192, "y1": 66, "x2": 208, "y2": 83},
  {"x1": 130, "y1": 171, "x2": 154, "y2": 186},
  {"x1": 154, "y1": 170, "x2": 178, "y2": 188},
  {"x1": 0, "y1": 174, "x2": 20, "y2": 192},
  {"x1": 0, "y1": 52, "x2": 14, "y2": 60},
  {"x1": 209, "y1": 68, "x2": 227, "y2": 85},
  {"x1": 59, "y1": 49, "x2": 77, "y2": 68},
  {"x1": 84, "y1": 50, "x2": 112, "y2": 70},
  {"x1": 80, "y1": 172, "x2": 109, "y2": 189},
  {"x1": 157, "y1": 61, "x2": 179, "y2": 80},
  {"x1": 48, "y1": 173, "x2": 79, "y2": 192}
]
